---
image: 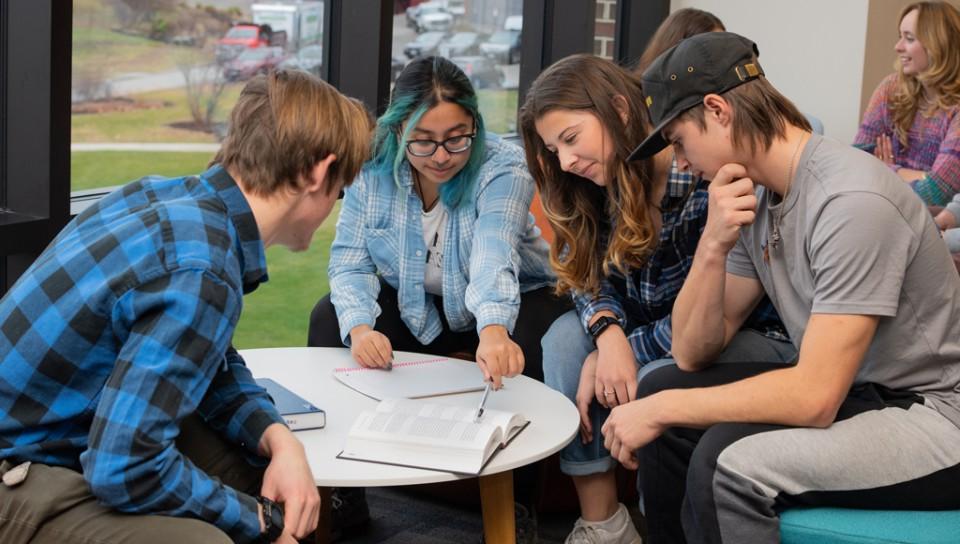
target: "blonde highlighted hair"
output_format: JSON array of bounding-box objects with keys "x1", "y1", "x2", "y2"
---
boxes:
[
  {"x1": 519, "y1": 55, "x2": 658, "y2": 296},
  {"x1": 891, "y1": 1, "x2": 960, "y2": 146},
  {"x1": 214, "y1": 69, "x2": 372, "y2": 197}
]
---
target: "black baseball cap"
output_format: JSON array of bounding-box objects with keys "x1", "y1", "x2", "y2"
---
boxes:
[{"x1": 629, "y1": 32, "x2": 764, "y2": 160}]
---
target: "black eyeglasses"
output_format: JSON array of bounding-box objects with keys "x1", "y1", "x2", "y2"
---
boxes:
[{"x1": 405, "y1": 133, "x2": 476, "y2": 157}]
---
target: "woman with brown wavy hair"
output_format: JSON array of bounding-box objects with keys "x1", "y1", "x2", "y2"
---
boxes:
[
  {"x1": 855, "y1": 1, "x2": 960, "y2": 208},
  {"x1": 518, "y1": 53, "x2": 794, "y2": 543}
]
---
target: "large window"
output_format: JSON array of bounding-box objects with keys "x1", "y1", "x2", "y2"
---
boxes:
[
  {"x1": 392, "y1": 0, "x2": 523, "y2": 133},
  {"x1": 71, "y1": 0, "x2": 326, "y2": 195}
]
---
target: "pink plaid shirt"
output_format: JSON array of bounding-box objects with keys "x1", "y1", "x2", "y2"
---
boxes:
[{"x1": 855, "y1": 73, "x2": 960, "y2": 206}]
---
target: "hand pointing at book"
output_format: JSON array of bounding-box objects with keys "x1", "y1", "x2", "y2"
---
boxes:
[{"x1": 476, "y1": 325, "x2": 524, "y2": 389}]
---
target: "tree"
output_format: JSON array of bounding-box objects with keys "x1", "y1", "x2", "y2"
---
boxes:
[{"x1": 176, "y1": 47, "x2": 228, "y2": 135}]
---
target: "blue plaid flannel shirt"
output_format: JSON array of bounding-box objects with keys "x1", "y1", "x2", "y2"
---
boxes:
[
  {"x1": 0, "y1": 165, "x2": 282, "y2": 543},
  {"x1": 329, "y1": 134, "x2": 555, "y2": 345},
  {"x1": 574, "y1": 163, "x2": 789, "y2": 365}
]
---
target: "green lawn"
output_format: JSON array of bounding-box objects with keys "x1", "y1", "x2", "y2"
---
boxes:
[
  {"x1": 72, "y1": 85, "x2": 243, "y2": 144},
  {"x1": 479, "y1": 88, "x2": 519, "y2": 134},
  {"x1": 233, "y1": 219, "x2": 338, "y2": 349},
  {"x1": 72, "y1": 151, "x2": 214, "y2": 191},
  {"x1": 73, "y1": 25, "x2": 180, "y2": 76}
]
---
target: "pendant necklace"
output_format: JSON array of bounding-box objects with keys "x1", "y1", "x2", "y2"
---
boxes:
[{"x1": 769, "y1": 134, "x2": 807, "y2": 250}]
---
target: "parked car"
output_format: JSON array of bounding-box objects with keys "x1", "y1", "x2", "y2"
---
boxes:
[
  {"x1": 450, "y1": 56, "x2": 503, "y2": 89},
  {"x1": 444, "y1": 0, "x2": 466, "y2": 17},
  {"x1": 479, "y1": 30, "x2": 520, "y2": 64},
  {"x1": 407, "y1": 1, "x2": 455, "y2": 30},
  {"x1": 413, "y1": 2, "x2": 454, "y2": 33},
  {"x1": 223, "y1": 46, "x2": 288, "y2": 81},
  {"x1": 438, "y1": 32, "x2": 480, "y2": 59},
  {"x1": 215, "y1": 23, "x2": 282, "y2": 63},
  {"x1": 405, "y1": 1, "x2": 424, "y2": 28},
  {"x1": 279, "y1": 44, "x2": 323, "y2": 77},
  {"x1": 403, "y1": 31, "x2": 446, "y2": 59}
]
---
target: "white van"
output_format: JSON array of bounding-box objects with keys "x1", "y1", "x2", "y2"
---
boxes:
[
  {"x1": 504, "y1": 15, "x2": 522, "y2": 32},
  {"x1": 445, "y1": 0, "x2": 466, "y2": 17}
]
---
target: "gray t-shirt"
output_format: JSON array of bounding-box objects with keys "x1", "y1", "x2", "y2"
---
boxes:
[{"x1": 727, "y1": 134, "x2": 960, "y2": 428}]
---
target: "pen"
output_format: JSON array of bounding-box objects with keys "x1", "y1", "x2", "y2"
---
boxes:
[{"x1": 474, "y1": 382, "x2": 491, "y2": 422}]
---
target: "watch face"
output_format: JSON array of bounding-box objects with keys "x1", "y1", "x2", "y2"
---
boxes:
[
  {"x1": 259, "y1": 496, "x2": 285, "y2": 540},
  {"x1": 590, "y1": 316, "x2": 616, "y2": 339}
]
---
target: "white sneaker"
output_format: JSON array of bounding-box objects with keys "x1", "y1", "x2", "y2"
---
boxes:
[{"x1": 564, "y1": 504, "x2": 642, "y2": 544}]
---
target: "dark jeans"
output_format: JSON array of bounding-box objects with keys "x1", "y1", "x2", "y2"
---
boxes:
[{"x1": 308, "y1": 278, "x2": 570, "y2": 382}]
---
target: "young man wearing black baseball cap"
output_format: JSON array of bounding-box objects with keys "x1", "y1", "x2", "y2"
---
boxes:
[{"x1": 602, "y1": 32, "x2": 960, "y2": 543}]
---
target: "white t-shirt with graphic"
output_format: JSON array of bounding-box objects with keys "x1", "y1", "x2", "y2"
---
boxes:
[{"x1": 422, "y1": 203, "x2": 448, "y2": 296}]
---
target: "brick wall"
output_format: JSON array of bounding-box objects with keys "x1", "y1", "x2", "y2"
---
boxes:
[{"x1": 594, "y1": 0, "x2": 617, "y2": 59}]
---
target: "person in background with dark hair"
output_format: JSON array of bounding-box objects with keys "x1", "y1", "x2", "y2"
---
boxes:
[
  {"x1": 307, "y1": 56, "x2": 566, "y2": 541},
  {"x1": 0, "y1": 70, "x2": 372, "y2": 544},
  {"x1": 635, "y1": 7, "x2": 725, "y2": 74},
  {"x1": 855, "y1": 1, "x2": 960, "y2": 208},
  {"x1": 615, "y1": 31, "x2": 960, "y2": 543},
  {"x1": 519, "y1": 52, "x2": 792, "y2": 544}
]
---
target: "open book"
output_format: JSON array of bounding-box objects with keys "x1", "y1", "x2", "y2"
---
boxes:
[{"x1": 338, "y1": 398, "x2": 529, "y2": 475}]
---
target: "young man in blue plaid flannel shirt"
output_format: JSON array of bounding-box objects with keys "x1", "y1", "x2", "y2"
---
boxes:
[{"x1": 0, "y1": 70, "x2": 371, "y2": 544}]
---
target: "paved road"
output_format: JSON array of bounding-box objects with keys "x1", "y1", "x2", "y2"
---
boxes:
[{"x1": 107, "y1": 65, "x2": 219, "y2": 96}]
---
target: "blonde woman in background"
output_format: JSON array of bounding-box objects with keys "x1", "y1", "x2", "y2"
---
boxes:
[{"x1": 855, "y1": 1, "x2": 960, "y2": 208}]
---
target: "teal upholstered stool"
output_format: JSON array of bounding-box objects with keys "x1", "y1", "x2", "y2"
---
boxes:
[{"x1": 780, "y1": 507, "x2": 960, "y2": 544}]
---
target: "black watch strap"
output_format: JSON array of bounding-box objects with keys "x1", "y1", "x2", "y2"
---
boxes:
[
  {"x1": 256, "y1": 495, "x2": 285, "y2": 543},
  {"x1": 588, "y1": 315, "x2": 621, "y2": 343}
]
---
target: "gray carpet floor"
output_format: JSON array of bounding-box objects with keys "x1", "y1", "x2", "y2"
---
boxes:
[{"x1": 337, "y1": 485, "x2": 646, "y2": 544}]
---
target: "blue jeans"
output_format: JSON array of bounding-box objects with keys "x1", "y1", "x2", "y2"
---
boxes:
[{"x1": 541, "y1": 309, "x2": 797, "y2": 476}]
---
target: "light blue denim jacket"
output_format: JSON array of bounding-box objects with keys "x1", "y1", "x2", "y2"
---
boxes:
[{"x1": 328, "y1": 134, "x2": 554, "y2": 345}]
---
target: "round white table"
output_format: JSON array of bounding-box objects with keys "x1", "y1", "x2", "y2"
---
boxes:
[{"x1": 241, "y1": 347, "x2": 578, "y2": 544}]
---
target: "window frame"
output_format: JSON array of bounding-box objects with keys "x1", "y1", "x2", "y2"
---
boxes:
[
  {"x1": 614, "y1": 0, "x2": 670, "y2": 68},
  {"x1": 0, "y1": 0, "x2": 71, "y2": 291},
  {"x1": 518, "y1": 0, "x2": 597, "y2": 105},
  {"x1": 0, "y1": 0, "x2": 6, "y2": 212}
]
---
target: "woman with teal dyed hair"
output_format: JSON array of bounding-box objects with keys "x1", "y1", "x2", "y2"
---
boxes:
[{"x1": 309, "y1": 55, "x2": 566, "y2": 385}]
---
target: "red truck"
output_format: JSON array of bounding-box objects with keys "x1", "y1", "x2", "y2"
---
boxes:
[{"x1": 216, "y1": 23, "x2": 287, "y2": 63}]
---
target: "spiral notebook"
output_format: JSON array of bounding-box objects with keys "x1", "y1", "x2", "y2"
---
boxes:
[{"x1": 332, "y1": 356, "x2": 485, "y2": 400}]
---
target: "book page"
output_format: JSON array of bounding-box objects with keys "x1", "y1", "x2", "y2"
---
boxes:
[
  {"x1": 348, "y1": 408, "x2": 502, "y2": 452},
  {"x1": 340, "y1": 430, "x2": 501, "y2": 475},
  {"x1": 378, "y1": 398, "x2": 525, "y2": 444}
]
